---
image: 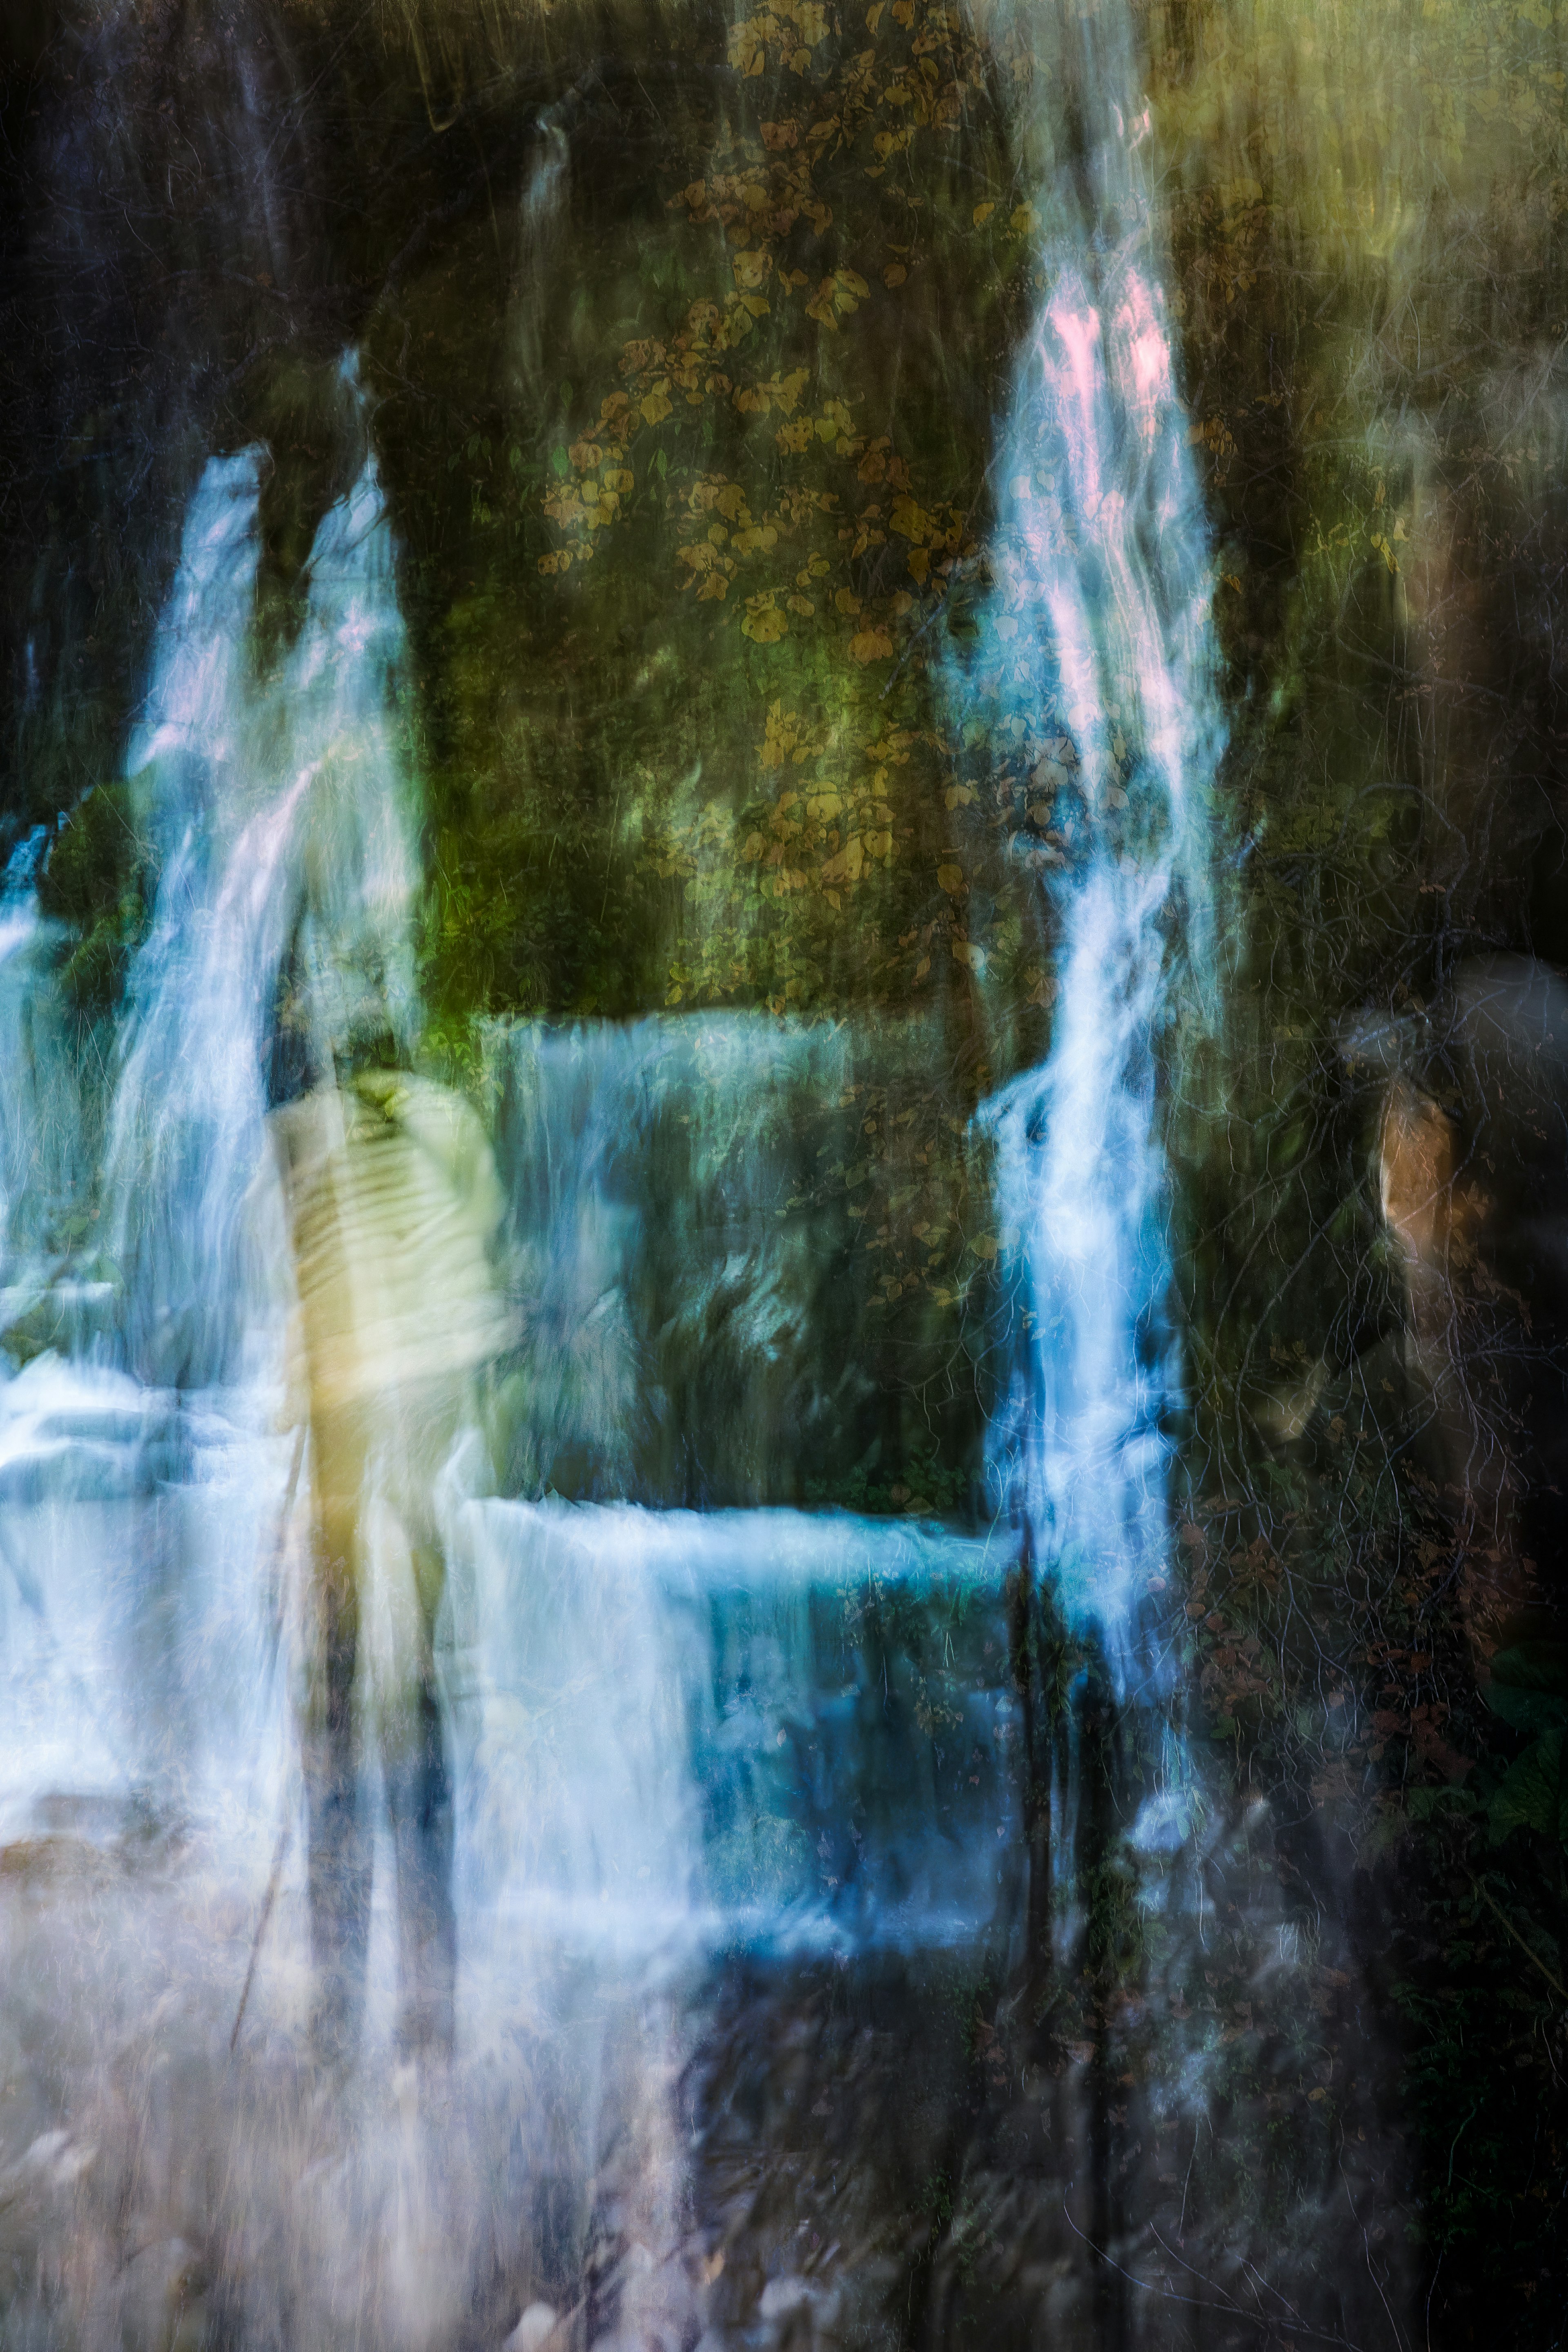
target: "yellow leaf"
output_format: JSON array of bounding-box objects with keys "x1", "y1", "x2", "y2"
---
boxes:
[
  {"x1": 835, "y1": 586, "x2": 862, "y2": 615},
  {"x1": 883, "y1": 262, "x2": 906, "y2": 287},
  {"x1": 908, "y1": 546, "x2": 930, "y2": 583},
  {"x1": 822, "y1": 834, "x2": 865, "y2": 883},
  {"x1": 639, "y1": 387, "x2": 673, "y2": 425},
  {"x1": 733, "y1": 249, "x2": 772, "y2": 291},
  {"x1": 697, "y1": 573, "x2": 730, "y2": 600},
  {"x1": 970, "y1": 1231, "x2": 999, "y2": 1258},
  {"x1": 742, "y1": 599, "x2": 789, "y2": 643},
  {"x1": 973, "y1": 201, "x2": 995, "y2": 225},
  {"x1": 849, "y1": 626, "x2": 893, "y2": 663},
  {"x1": 777, "y1": 419, "x2": 813, "y2": 453},
  {"x1": 937, "y1": 863, "x2": 964, "y2": 891}
]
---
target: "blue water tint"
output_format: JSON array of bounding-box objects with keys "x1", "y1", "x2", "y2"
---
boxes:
[
  {"x1": 446, "y1": 1499, "x2": 1019, "y2": 1965},
  {"x1": 951, "y1": 66, "x2": 1226, "y2": 1688}
]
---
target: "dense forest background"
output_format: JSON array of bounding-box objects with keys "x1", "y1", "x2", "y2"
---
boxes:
[{"x1": 2, "y1": 0, "x2": 1567, "y2": 2337}]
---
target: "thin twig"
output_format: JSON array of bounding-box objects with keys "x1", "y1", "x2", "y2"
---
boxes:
[
  {"x1": 229, "y1": 1815, "x2": 292, "y2": 2053},
  {"x1": 230, "y1": 1421, "x2": 310, "y2": 2054},
  {"x1": 1468, "y1": 1872, "x2": 1568, "y2": 2005}
]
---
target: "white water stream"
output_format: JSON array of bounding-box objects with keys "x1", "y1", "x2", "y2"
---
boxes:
[{"x1": 963, "y1": 67, "x2": 1222, "y2": 1687}]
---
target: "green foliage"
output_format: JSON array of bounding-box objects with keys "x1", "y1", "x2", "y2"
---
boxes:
[
  {"x1": 1483, "y1": 1645, "x2": 1568, "y2": 1847},
  {"x1": 1490, "y1": 1731, "x2": 1568, "y2": 1846},
  {"x1": 804, "y1": 1439, "x2": 973, "y2": 1517},
  {"x1": 1486, "y1": 1642, "x2": 1568, "y2": 1742}
]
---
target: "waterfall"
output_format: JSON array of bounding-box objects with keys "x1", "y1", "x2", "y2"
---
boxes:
[
  {"x1": 106, "y1": 365, "x2": 421, "y2": 1392},
  {"x1": 101, "y1": 446, "x2": 272, "y2": 1390},
  {"x1": 0, "y1": 421, "x2": 1018, "y2": 1959},
  {"x1": 0, "y1": 364, "x2": 423, "y2": 1842},
  {"x1": 458, "y1": 1013, "x2": 1017, "y2": 1964},
  {"x1": 962, "y1": 61, "x2": 1222, "y2": 1693},
  {"x1": 920, "y1": 59, "x2": 1401, "y2": 2351}
]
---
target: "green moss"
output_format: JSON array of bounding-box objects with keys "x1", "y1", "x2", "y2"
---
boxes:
[{"x1": 34, "y1": 780, "x2": 157, "y2": 1010}]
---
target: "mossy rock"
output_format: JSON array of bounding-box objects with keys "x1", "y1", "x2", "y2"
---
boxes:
[{"x1": 35, "y1": 780, "x2": 158, "y2": 1010}]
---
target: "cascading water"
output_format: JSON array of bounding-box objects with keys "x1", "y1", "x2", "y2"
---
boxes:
[
  {"x1": 106, "y1": 372, "x2": 421, "y2": 1394},
  {"x1": 962, "y1": 77, "x2": 1219, "y2": 1690},
  {"x1": 0, "y1": 369, "x2": 426, "y2": 1844}
]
